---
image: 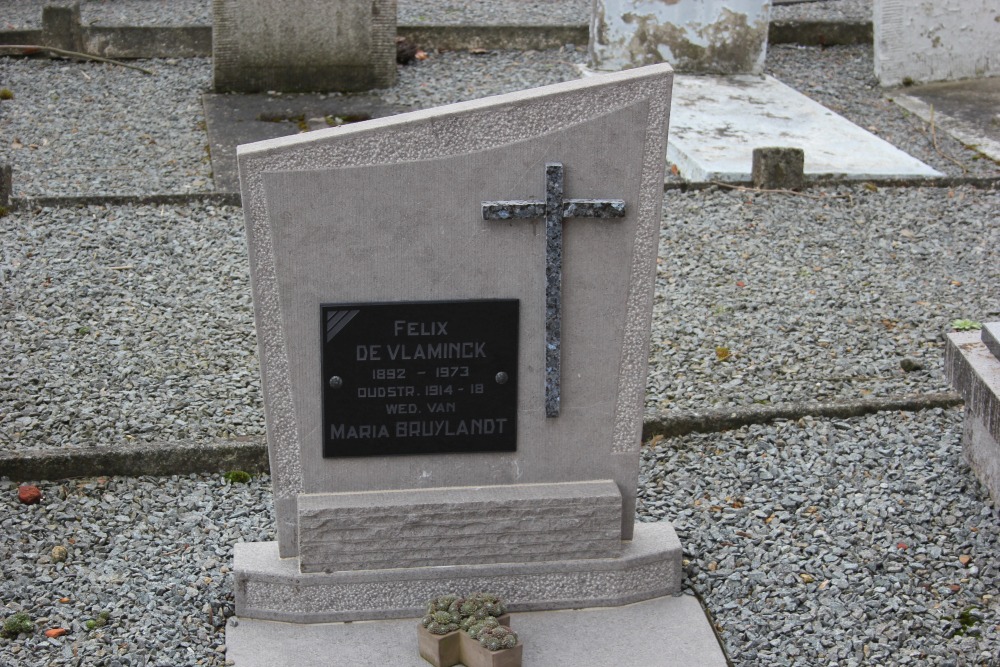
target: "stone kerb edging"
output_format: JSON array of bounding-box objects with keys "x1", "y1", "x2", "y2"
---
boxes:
[
  {"x1": 0, "y1": 15, "x2": 873, "y2": 63},
  {"x1": 1, "y1": 393, "x2": 963, "y2": 482}
]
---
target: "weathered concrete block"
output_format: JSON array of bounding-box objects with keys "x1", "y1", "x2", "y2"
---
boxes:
[
  {"x1": 945, "y1": 326, "x2": 1000, "y2": 504},
  {"x1": 752, "y1": 146, "x2": 804, "y2": 190},
  {"x1": 212, "y1": 0, "x2": 397, "y2": 93},
  {"x1": 0, "y1": 164, "x2": 11, "y2": 207},
  {"x1": 41, "y1": 3, "x2": 84, "y2": 53},
  {"x1": 297, "y1": 481, "x2": 623, "y2": 572},
  {"x1": 875, "y1": 0, "x2": 1000, "y2": 86},
  {"x1": 590, "y1": 0, "x2": 771, "y2": 74}
]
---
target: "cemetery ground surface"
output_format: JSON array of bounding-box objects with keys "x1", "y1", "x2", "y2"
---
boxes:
[{"x1": 1, "y1": 1, "x2": 999, "y2": 667}]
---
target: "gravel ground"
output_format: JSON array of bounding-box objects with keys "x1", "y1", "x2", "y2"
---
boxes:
[
  {"x1": 1, "y1": 202, "x2": 260, "y2": 451},
  {"x1": 2, "y1": 0, "x2": 591, "y2": 29},
  {"x1": 649, "y1": 184, "x2": 1000, "y2": 413},
  {"x1": 772, "y1": 0, "x2": 871, "y2": 24},
  {"x1": 2, "y1": 408, "x2": 997, "y2": 667},
  {"x1": 1, "y1": 0, "x2": 211, "y2": 29},
  {"x1": 2, "y1": 44, "x2": 996, "y2": 199},
  {"x1": 638, "y1": 407, "x2": 1000, "y2": 667},
  {"x1": 1, "y1": 4, "x2": 999, "y2": 667},
  {"x1": 765, "y1": 44, "x2": 999, "y2": 179},
  {"x1": 0, "y1": 473, "x2": 273, "y2": 667},
  {"x1": 2, "y1": 0, "x2": 872, "y2": 29},
  {"x1": 0, "y1": 57, "x2": 214, "y2": 197}
]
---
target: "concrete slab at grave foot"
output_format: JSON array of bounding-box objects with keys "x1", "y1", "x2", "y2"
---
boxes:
[
  {"x1": 891, "y1": 78, "x2": 1000, "y2": 164},
  {"x1": 225, "y1": 593, "x2": 727, "y2": 667},
  {"x1": 667, "y1": 74, "x2": 944, "y2": 183},
  {"x1": 203, "y1": 93, "x2": 404, "y2": 192}
]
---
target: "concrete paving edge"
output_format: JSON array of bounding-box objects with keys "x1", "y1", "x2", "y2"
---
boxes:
[
  {"x1": 0, "y1": 20, "x2": 871, "y2": 63},
  {"x1": 644, "y1": 391, "x2": 964, "y2": 439},
  {"x1": 1, "y1": 393, "x2": 962, "y2": 482}
]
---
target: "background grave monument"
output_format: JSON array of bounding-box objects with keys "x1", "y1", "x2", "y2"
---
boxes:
[
  {"x1": 874, "y1": 0, "x2": 1000, "y2": 87},
  {"x1": 212, "y1": 0, "x2": 396, "y2": 93},
  {"x1": 589, "y1": 0, "x2": 772, "y2": 75},
  {"x1": 226, "y1": 62, "x2": 726, "y2": 665}
]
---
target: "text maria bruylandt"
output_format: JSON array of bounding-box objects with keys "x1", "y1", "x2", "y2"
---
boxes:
[{"x1": 321, "y1": 300, "x2": 519, "y2": 457}]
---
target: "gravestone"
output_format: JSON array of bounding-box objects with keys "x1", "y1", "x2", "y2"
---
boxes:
[
  {"x1": 589, "y1": 0, "x2": 771, "y2": 75},
  {"x1": 874, "y1": 0, "x2": 1000, "y2": 86},
  {"x1": 232, "y1": 62, "x2": 682, "y2": 622},
  {"x1": 946, "y1": 323, "x2": 1000, "y2": 504},
  {"x1": 212, "y1": 0, "x2": 396, "y2": 93}
]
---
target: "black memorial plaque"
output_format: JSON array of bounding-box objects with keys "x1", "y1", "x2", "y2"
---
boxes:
[{"x1": 321, "y1": 299, "x2": 519, "y2": 457}]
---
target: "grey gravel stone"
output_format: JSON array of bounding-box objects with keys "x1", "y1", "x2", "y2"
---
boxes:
[
  {"x1": 772, "y1": 0, "x2": 872, "y2": 24},
  {"x1": 0, "y1": 473, "x2": 274, "y2": 667},
  {"x1": 639, "y1": 408, "x2": 1000, "y2": 667}
]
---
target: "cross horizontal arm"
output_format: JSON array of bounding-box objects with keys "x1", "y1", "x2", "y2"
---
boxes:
[
  {"x1": 483, "y1": 199, "x2": 625, "y2": 221},
  {"x1": 563, "y1": 199, "x2": 626, "y2": 218},
  {"x1": 482, "y1": 201, "x2": 545, "y2": 220}
]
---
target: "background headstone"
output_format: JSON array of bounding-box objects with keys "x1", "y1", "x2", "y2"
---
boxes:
[
  {"x1": 590, "y1": 0, "x2": 771, "y2": 74},
  {"x1": 874, "y1": 0, "x2": 1000, "y2": 86},
  {"x1": 212, "y1": 0, "x2": 396, "y2": 93}
]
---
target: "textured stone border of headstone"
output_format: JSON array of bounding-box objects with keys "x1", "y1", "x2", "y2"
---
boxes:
[{"x1": 945, "y1": 322, "x2": 1000, "y2": 503}]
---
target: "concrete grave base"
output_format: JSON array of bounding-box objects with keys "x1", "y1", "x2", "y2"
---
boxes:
[
  {"x1": 202, "y1": 93, "x2": 403, "y2": 193},
  {"x1": 891, "y1": 78, "x2": 1000, "y2": 164},
  {"x1": 225, "y1": 592, "x2": 727, "y2": 667},
  {"x1": 946, "y1": 326, "x2": 1000, "y2": 505},
  {"x1": 665, "y1": 74, "x2": 943, "y2": 183},
  {"x1": 234, "y1": 521, "x2": 682, "y2": 623}
]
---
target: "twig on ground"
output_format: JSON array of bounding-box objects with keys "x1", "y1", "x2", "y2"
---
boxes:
[
  {"x1": 0, "y1": 45, "x2": 155, "y2": 75},
  {"x1": 929, "y1": 105, "x2": 969, "y2": 173},
  {"x1": 708, "y1": 181, "x2": 849, "y2": 201}
]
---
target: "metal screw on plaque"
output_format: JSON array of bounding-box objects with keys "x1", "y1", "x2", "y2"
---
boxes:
[
  {"x1": 495, "y1": 372, "x2": 509, "y2": 385},
  {"x1": 328, "y1": 376, "x2": 343, "y2": 389}
]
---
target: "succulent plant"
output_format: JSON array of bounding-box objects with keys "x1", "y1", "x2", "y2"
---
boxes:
[
  {"x1": 465, "y1": 616, "x2": 501, "y2": 640},
  {"x1": 420, "y1": 608, "x2": 460, "y2": 635},
  {"x1": 478, "y1": 624, "x2": 518, "y2": 651},
  {"x1": 422, "y1": 592, "x2": 513, "y2": 643}
]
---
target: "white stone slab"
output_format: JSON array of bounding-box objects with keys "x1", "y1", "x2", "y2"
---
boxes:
[
  {"x1": 226, "y1": 593, "x2": 728, "y2": 667},
  {"x1": 874, "y1": 0, "x2": 1000, "y2": 87},
  {"x1": 667, "y1": 74, "x2": 944, "y2": 183}
]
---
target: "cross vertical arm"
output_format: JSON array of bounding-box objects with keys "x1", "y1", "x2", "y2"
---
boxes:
[{"x1": 482, "y1": 162, "x2": 626, "y2": 419}]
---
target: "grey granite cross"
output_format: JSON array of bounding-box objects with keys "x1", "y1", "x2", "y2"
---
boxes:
[{"x1": 482, "y1": 162, "x2": 626, "y2": 418}]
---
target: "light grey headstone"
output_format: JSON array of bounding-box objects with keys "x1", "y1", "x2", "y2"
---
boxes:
[
  {"x1": 589, "y1": 0, "x2": 771, "y2": 75},
  {"x1": 212, "y1": 0, "x2": 396, "y2": 93},
  {"x1": 235, "y1": 63, "x2": 680, "y2": 620},
  {"x1": 874, "y1": 0, "x2": 1000, "y2": 86}
]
